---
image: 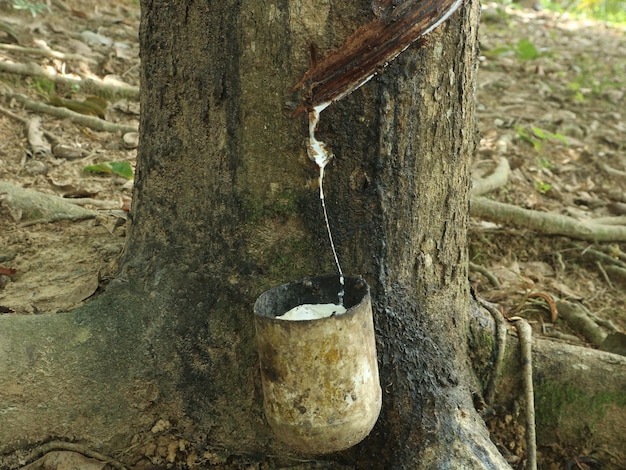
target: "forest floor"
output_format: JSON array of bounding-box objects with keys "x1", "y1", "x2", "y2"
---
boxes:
[{"x1": 0, "y1": 1, "x2": 624, "y2": 469}]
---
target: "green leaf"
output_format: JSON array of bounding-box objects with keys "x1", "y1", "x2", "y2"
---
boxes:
[
  {"x1": 83, "y1": 161, "x2": 133, "y2": 179},
  {"x1": 108, "y1": 161, "x2": 133, "y2": 179},
  {"x1": 552, "y1": 132, "x2": 569, "y2": 145},
  {"x1": 532, "y1": 127, "x2": 548, "y2": 140},
  {"x1": 483, "y1": 46, "x2": 512, "y2": 58},
  {"x1": 516, "y1": 39, "x2": 539, "y2": 60}
]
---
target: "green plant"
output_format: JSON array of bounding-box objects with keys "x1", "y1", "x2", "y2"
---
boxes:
[
  {"x1": 515, "y1": 125, "x2": 568, "y2": 151},
  {"x1": 537, "y1": 157, "x2": 556, "y2": 170},
  {"x1": 515, "y1": 38, "x2": 540, "y2": 60},
  {"x1": 491, "y1": 0, "x2": 626, "y2": 23},
  {"x1": 545, "y1": 0, "x2": 626, "y2": 23},
  {"x1": 534, "y1": 179, "x2": 553, "y2": 194},
  {"x1": 30, "y1": 77, "x2": 55, "y2": 97},
  {"x1": 483, "y1": 38, "x2": 548, "y2": 61},
  {"x1": 8, "y1": 0, "x2": 46, "y2": 17},
  {"x1": 566, "y1": 57, "x2": 625, "y2": 102},
  {"x1": 566, "y1": 81, "x2": 586, "y2": 102}
]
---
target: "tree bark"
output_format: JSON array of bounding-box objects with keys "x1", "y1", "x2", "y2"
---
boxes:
[{"x1": 0, "y1": 1, "x2": 514, "y2": 467}]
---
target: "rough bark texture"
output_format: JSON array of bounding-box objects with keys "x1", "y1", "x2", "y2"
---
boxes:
[{"x1": 0, "y1": 0, "x2": 514, "y2": 467}]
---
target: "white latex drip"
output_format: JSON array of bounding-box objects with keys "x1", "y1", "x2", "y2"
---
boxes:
[{"x1": 308, "y1": 104, "x2": 345, "y2": 305}]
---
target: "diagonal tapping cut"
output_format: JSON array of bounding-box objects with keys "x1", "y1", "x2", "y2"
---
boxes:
[{"x1": 292, "y1": 0, "x2": 464, "y2": 115}]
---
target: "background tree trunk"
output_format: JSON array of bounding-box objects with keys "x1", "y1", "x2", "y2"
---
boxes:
[{"x1": 0, "y1": 1, "x2": 514, "y2": 467}]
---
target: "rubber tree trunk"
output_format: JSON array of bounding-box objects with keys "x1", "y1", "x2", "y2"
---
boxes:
[{"x1": 0, "y1": 0, "x2": 509, "y2": 467}]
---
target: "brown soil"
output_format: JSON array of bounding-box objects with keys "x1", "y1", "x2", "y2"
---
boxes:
[
  {"x1": 473, "y1": 3, "x2": 626, "y2": 336},
  {"x1": 0, "y1": 1, "x2": 624, "y2": 469}
]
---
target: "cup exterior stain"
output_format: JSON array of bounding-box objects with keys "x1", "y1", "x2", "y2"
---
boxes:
[{"x1": 254, "y1": 276, "x2": 381, "y2": 454}]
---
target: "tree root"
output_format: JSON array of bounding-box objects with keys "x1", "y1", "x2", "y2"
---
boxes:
[
  {"x1": 0, "y1": 43, "x2": 98, "y2": 64},
  {"x1": 470, "y1": 197, "x2": 626, "y2": 242},
  {"x1": 0, "y1": 104, "x2": 60, "y2": 144},
  {"x1": 469, "y1": 262, "x2": 501, "y2": 288},
  {"x1": 470, "y1": 157, "x2": 626, "y2": 242},
  {"x1": 579, "y1": 245, "x2": 626, "y2": 288},
  {"x1": 22, "y1": 441, "x2": 127, "y2": 470},
  {"x1": 476, "y1": 296, "x2": 508, "y2": 406},
  {"x1": 0, "y1": 61, "x2": 138, "y2": 99},
  {"x1": 556, "y1": 300, "x2": 608, "y2": 346},
  {"x1": 0, "y1": 181, "x2": 96, "y2": 225},
  {"x1": 513, "y1": 318, "x2": 537, "y2": 470},
  {"x1": 8, "y1": 93, "x2": 137, "y2": 134},
  {"x1": 472, "y1": 157, "x2": 511, "y2": 197}
]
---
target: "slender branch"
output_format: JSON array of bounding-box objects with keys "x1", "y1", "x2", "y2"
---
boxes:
[
  {"x1": 595, "y1": 260, "x2": 615, "y2": 289},
  {"x1": 581, "y1": 247, "x2": 626, "y2": 270},
  {"x1": 605, "y1": 265, "x2": 626, "y2": 285},
  {"x1": 596, "y1": 160, "x2": 626, "y2": 178}
]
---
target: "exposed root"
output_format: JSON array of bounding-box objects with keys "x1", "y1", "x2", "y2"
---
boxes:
[
  {"x1": 8, "y1": 93, "x2": 137, "y2": 134},
  {"x1": 22, "y1": 440, "x2": 127, "y2": 470},
  {"x1": 0, "y1": 60, "x2": 138, "y2": 98},
  {"x1": 476, "y1": 297, "x2": 508, "y2": 406},
  {"x1": 0, "y1": 104, "x2": 60, "y2": 144},
  {"x1": 469, "y1": 261, "x2": 501, "y2": 288},
  {"x1": 512, "y1": 318, "x2": 537, "y2": 470},
  {"x1": 472, "y1": 157, "x2": 511, "y2": 196},
  {"x1": 471, "y1": 197, "x2": 626, "y2": 242}
]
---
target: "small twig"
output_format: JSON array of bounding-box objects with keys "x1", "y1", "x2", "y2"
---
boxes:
[
  {"x1": 554, "y1": 251, "x2": 566, "y2": 272},
  {"x1": 513, "y1": 318, "x2": 537, "y2": 470},
  {"x1": 469, "y1": 261, "x2": 501, "y2": 288},
  {"x1": 580, "y1": 247, "x2": 626, "y2": 270},
  {"x1": 511, "y1": 291, "x2": 535, "y2": 318},
  {"x1": 23, "y1": 440, "x2": 127, "y2": 470},
  {"x1": 9, "y1": 93, "x2": 137, "y2": 134},
  {"x1": 595, "y1": 260, "x2": 614, "y2": 290},
  {"x1": 604, "y1": 265, "x2": 626, "y2": 286},
  {"x1": 527, "y1": 292, "x2": 558, "y2": 323},
  {"x1": 477, "y1": 297, "x2": 508, "y2": 406}
]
